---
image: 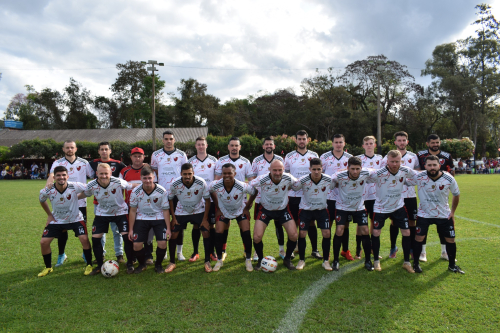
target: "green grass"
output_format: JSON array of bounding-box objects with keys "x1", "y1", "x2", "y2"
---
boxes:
[{"x1": 0, "y1": 175, "x2": 499, "y2": 332}]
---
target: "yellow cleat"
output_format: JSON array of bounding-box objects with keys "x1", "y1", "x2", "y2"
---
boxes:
[
  {"x1": 84, "y1": 265, "x2": 93, "y2": 276},
  {"x1": 38, "y1": 267, "x2": 53, "y2": 277}
]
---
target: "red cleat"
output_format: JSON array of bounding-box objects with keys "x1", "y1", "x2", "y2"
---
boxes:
[{"x1": 341, "y1": 250, "x2": 354, "y2": 261}]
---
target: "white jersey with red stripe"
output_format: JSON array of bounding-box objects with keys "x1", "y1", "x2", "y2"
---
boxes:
[
  {"x1": 168, "y1": 175, "x2": 210, "y2": 215},
  {"x1": 251, "y1": 154, "x2": 284, "y2": 203},
  {"x1": 331, "y1": 169, "x2": 377, "y2": 211},
  {"x1": 84, "y1": 177, "x2": 132, "y2": 216},
  {"x1": 129, "y1": 184, "x2": 170, "y2": 220},
  {"x1": 415, "y1": 171, "x2": 459, "y2": 219},
  {"x1": 151, "y1": 148, "x2": 188, "y2": 191},
  {"x1": 292, "y1": 174, "x2": 332, "y2": 210},
  {"x1": 356, "y1": 154, "x2": 383, "y2": 201},
  {"x1": 249, "y1": 173, "x2": 297, "y2": 211},
  {"x1": 39, "y1": 182, "x2": 87, "y2": 223},
  {"x1": 50, "y1": 157, "x2": 93, "y2": 207},
  {"x1": 320, "y1": 151, "x2": 353, "y2": 201},
  {"x1": 215, "y1": 155, "x2": 254, "y2": 182},
  {"x1": 209, "y1": 179, "x2": 255, "y2": 219},
  {"x1": 284, "y1": 150, "x2": 319, "y2": 197},
  {"x1": 380, "y1": 151, "x2": 420, "y2": 198}
]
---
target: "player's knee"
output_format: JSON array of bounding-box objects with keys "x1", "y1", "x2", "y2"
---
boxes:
[
  {"x1": 133, "y1": 243, "x2": 142, "y2": 251},
  {"x1": 360, "y1": 226, "x2": 369, "y2": 235},
  {"x1": 415, "y1": 235, "x2": 425, "y2": 242},
  {"x1": 40, "y1": 238, "x2": 51, "y2": 246},
  {"x1": 372, "y1": 229, "x2": 381, "y2": 237},
  {"x1": 335, "y1": 226, "x2": 344, "y2": 236},
  {"x1": 445, "y1": 237, "x2": 455, "y2": 243},
  {"x1": 321, "y1": 229, "x2": 331, "y2": 238},
  {"x1": 201, "y1": 230, "x2": 210, "y2": 238},
  {"x1": 299, "y1": 230, "x2": 308, "y2": 238},
  {"x1": 401, "y1": 229, "x2": 410, "y2": 237},
  {"x1": 156, "y1": 241, "x2": 167, "y2": 249},
  {"x1": 253, "y1": 234, "x2": 263, "y2": 243}
]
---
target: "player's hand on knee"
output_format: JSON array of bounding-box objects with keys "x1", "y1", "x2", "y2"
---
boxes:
[{"x1": 128, "y1": 231, "x2": 134, "y2": 242}]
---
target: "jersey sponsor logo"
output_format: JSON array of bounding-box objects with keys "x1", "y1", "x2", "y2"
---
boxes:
[
  {"x1": 43, "y1": 229, "x2": 49, "y2": 236},
  {"x1": 77, "y1": 166, "x2": 82, "y2": 171},
  {"x1": 439, "y1": 185, "x2": 445, "y2": 190},
  {"x1": 308, "y1": 157, "x2": 312, "y2": 161},
  {"x1": 133, "y1": 233, "x2": 138, "y2": 240},
  {"x1": 234, "y1": 194, "x2": 238, "y2": 200},
  {"x1": 322, "y1": 186, "x2": 327, "y2": 192},
  {"x1": 111, "y1": 189, "x2": 117, "y2": 194},
  {"x1": 344, "y1": 162, "x2": 347, "y2": 166},
  {"x1": 66, "y1": 194, "x2": 71, "y2": 200}
]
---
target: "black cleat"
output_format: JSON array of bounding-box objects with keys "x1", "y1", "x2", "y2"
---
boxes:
[
  {"x1": 89, "y1": 267, "x2": 101, "y2": 276},
  {"x1": 364, "y1": 261, "x2": 374, "y2": 271},
  {"x1": 283, "y1": 258, "x2": 296, "y2": 270},
  {"x1": 254, "y1": 259, "x2": 262, "y2": 271},
  {"x1": 413, "y1": 264, "x2": 423, "y2": 273},
  {"x1": 126, "y1": 265, "x2": 135, "y2": 274},
  {"x1": 290, "y1": 252, "x2": 295, "y2": 259},
  {"x1": 134, "y1": 265, "x2": 147, "y2": 274},
  {"x1": 311, "y1": 251, "x2": 322, "y2": 259},
  {"x1": 448, "y1": 265, "x2": 465, "y2": 274},
  {"x1": 332, "y1": 260, "x2": 340, "y2": 271},
  {"x1": 155, "y1": 265, "x2": 164, "y2": 274}
]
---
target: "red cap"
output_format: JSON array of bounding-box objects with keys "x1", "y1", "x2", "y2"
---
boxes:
[{"x1": 130, "y1": 147, "x2": 145, "y2": 155}]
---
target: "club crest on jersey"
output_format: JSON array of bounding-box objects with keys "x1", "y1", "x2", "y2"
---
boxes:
[
  {"x1": 301, "y1": 158, "x2": 305, "y2": 162},
  {"x1": 104, "y1": 192, "x2": 108, "y2": 195},
  {"x1": 344, "y1": 162, "x2": 348, "y2": 167},
  {"x1": 300, "y1": 221, "x2": 305, "y2": 229},
  {"x1": 194, "y1": 190, "x2": 199, "y2": 195},
  {"x1": 274, "y1": 188, "x2": 279, "y2": 192},
  {"x1": 360, "y1": 180, "x2": 364, "y2": 185},
  {"x1": 77, "y1": 166, "x2": 81, "y2": 171},
  {"x1": 352, "y1": 183, "x2": 356, "y2": 187},
  {"x1": 70, "y1": 167, "x2": 73, "y2": 171},
  {"x1": 416, "y1": 227, "x2": 421, "y2": 234},
  {"x1": 167, "y1": 158, "x2": 171, "y2": 162},
  {"x1": 399, "y1": 177, "x2": 403, "y2": 183},
  {"x1": 147, "y1": 199, "x2": 151, "y2": 203},
  {"x1": 153, "y1": 198, "x2": 158, "y2": 203},
  {"x1": 392, "y1": 180, "x2": 396, "y2": 184},
  {"x1": 111, "y1": 166, "x2": 116, "y2": 172},
  {"x1": 66, "y1": 194, "x2": 71, "y2": 200},
  {"x1": 187, "y1": 192, "x2": 191, "y2": 195},
  {"x1": 282, "y1": 185, "x2": 287, "y2": 191},
  {"x1": 370, "y1": 162, "x2": 373, "y2": 166},
  {"x1": 337, "y1": 163, "x2": 340, "y2": 167},
  {"x1": 432, "y1": 185, "x2": 436, "y2": 189},
  {"x1": 376, "y1": 161, "x2": 380, "y2": 165},
  {"x1": 439, "y1": 185, "x2": 445, "y2": 190},
  {"x1": 43, "y1": 229, "x2": 49, "y2": 236},
  {"x1": 92, "y1": 226, "x2": 96, "y2": 233},
  {"x1": 308, "y1": 157, "x2": 312, "y2": 161},
  {"x1": 314, "y1": 189, "x2": 318, "y2": 193},
  {"x1": 335, "y1": 215, "x2": 341, "y2": 222},
  {"x1": 201, "y1": 165, "x2": 205, "y2": 169},
  {"x1": 374, "y1": 221, "x2": 379, "y2": 228},
  {"x1": 60, "y1": 197, "x2": 64, "y2": 201},
  {"x1": 321, "y1": 186, "x2": 326, "y2": 192},
  {"x1": 234, "y1": 195, "x2": 238, "y2": 200},
  {"x1": 227, "y1": 196, "x2": 230, "y2": 200},
  {"x1": 408, "y1": 159, "x2": 412, "y2": 163},
  {"x1": 111, "y1": 189, "x2": 116, "y2": 194},
  {"x1": 174, "y1": 157, "x2": 178, "y2": 162},
  {"x1": 133, "y1": 233, "x2": 138, "y2": 241},
  {"x1": 439, "y1": 159, "x2": 445, "y2": 165}
]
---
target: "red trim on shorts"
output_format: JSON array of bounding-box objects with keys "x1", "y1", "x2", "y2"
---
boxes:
[{"x1": 78, "y1": 220, "x2": 88, "y2": 235}]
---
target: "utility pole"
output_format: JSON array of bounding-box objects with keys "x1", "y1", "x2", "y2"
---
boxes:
[
  {"x1": 141, "y1": 60, "x2": 164, "y2": 151},
  {"x1": 369, "y1": 59, "x2": 389, "y2": 155}
]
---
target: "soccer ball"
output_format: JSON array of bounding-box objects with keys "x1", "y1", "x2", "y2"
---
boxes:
[
  {"x1": 101, "y1": 260, "x2": 119, "y2": 277},
  {"x1": 261, "y1": 256, "x2": 278, "y2": 272}
]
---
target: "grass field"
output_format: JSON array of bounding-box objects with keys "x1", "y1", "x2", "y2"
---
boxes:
[{"x1": 0, "y1": 175, "x2": 499, "y2": 332}]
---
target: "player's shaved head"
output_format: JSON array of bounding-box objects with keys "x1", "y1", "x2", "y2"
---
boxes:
[
  {"x1": 269, "y1": 160, "x2": 284, "y2": 182},
  {"x1": 270, "y1": 160, "x2": 284, "y2": 169}
]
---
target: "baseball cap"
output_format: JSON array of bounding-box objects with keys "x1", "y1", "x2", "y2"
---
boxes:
[{"x1": 130, "y1": 147, "x2": 145, "y2": 155}]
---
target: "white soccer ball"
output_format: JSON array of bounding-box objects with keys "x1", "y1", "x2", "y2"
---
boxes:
[
  {"x1": 101, "y1": 260, "x2": 120, "y2": 277},
  {"x1": 261, "y1": 256, "x2": 278, "y2": 272}
]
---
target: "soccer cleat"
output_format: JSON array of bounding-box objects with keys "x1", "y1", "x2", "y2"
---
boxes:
[
  {"x1": 341, "y1": 250, "x2": 354, "y2": 261},
  {"x1": 84, "y1": 265, "x2": 93, "y2": 276},
  {"x1": 134, "y1": 265, "x2": 147, "y2": 274},
  {"x1": 164, "y1": 252, "x2": 168, "y2": 259},
  {"x1": 221, "y1": 252, "x2": 228, "y2": 262},
  {"x1": 210, "y1": 253, "x2": 218, "y2": 261},
  {"x1": 332, "y1": 260, "x2": 340, "y2": 271},
  {"x1": 88, "y1": 267, "x2": 101, "y2": 276},
  {"x1": 402, "y1": 262, "x2": 415, "y2": 273},
  {"x1": 296, "y1": 260, "x2": 306, "y2": 270},
  {"x1": 177, "y1": 252, "x2": 186, "y2": 261},
  {"x1": 126, "y1": 265, "x2": 135, "y2": 274},
  {"x1": 116, "y1": 255, "x2": 125, "y2": 263},
  {"x1": 254, "y1": 260, "x2": 262, "y2": 271},
  {"x1": 279, "y1": 250, "x2": 286, "y2": 259},
  {"x1": 38, "y1": 267, "x2": 53, "y2": 277},
  {"x1": 448, "y1": 265, "x2": 465, "y2": 274},
  {"x1": 364, "y1": 261, "x2": 374, "y2": 271},
  {"x1": 55, "y1": 253, "x2": 67, "y2": 267},
  {"x1": 145, "y1": 259, "x2": 154, "y2": 266},
  {"x1": 389, "y1": 246, "x2": 398, "y2": 259},
  {"x1": 283, "y1": 258, "x2": 296, "y2": 270},
  {"x1": 253, "y1": 251, "x2": 259, "y2": 261},
  {"x1": 441, "y1": 251, "x2": 458, "y2": 262},
  {"x1": 164, "y1": 263, "x2": 176, "y2": 273},
  {"x1": 413, "y1": 264, "x2": 423, "y2": 273},
  {"x1": 322, "y1": 261, "x2": 333, "y2": 271},
  {"x1": 311, "y1": 251, "x2": 322, "y2": 259},
  {"x1": 419, "y1": 252, "x2": 427, "y2": 262},
  {"x1": 213, "y1": 260, "x2": 223, "y2": 272},
  {"x1": 204, "y1": 261, "x2": 213, "y2": 273},
  {"x1": 189, "y1": 254, "x2": 200, "y2": 262},
  {"x1": 155, "y1": 265, "x2": 164, "y2": 274},
  {"x1": 290, "y1": 252, "x2": 295, "y2": 259},
  {"x1": 245, "y1": 259, "x2": 253, "y2": 272},
  {"x1": 374, "y1": 260, "x2": 382, "y2": 271}
]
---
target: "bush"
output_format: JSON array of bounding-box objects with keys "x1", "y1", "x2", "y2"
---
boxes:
[{"x1": 440, "y1": 138, "x2": 474, "y2": 159}]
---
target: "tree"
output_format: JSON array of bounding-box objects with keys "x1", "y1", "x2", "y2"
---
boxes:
[
  {"x1": 135, "y1": 74, "x2": 166, "y2": 128},
  {"x1": 63, "y1": 78, "x2": 99, "y2": 129}
]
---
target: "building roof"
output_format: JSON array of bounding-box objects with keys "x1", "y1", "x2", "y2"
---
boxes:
[{"x1": 0, "y1": 127, "x2": 208, "y2": 147}]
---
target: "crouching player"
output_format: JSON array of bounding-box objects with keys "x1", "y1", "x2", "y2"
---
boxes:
[
  {"x1": 210, "y1": 163, "x2": 256, "y2": 272},
  {"x1": 38, "y1": 166, "x2": 93, "y2": 276},
  {"x1": 128, "y1": 165, "x2": 171, "y2": 274}
]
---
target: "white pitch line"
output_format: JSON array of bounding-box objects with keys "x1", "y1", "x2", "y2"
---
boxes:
[{"x1": 455, "y1": 216, "x2": 500, "y2": 228}]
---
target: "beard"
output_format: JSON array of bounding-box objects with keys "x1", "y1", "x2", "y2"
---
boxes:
[
  {"x1": 429, "y1": 146, "x2": 439, "y2": 152},
  {"x1": 265, "y1": 148, "x2": 273, "y2": 154},
  {"x1": 427, "y1": 169, "x2": 439, "y2": 177}
]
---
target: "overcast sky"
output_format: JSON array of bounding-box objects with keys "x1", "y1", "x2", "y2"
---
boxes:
[{"x1": 1, "y1": 0, "x2": 498, "y2": 119}]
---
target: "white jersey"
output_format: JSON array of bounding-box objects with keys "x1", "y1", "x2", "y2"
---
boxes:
[
  {"x1": 284, "y1": 150, "x2": 319, "y2": 197},
  {"x1": 129, "y1": 184, "x2": 170, "y2": 220},
  {"x1": 357, "y1": 154, "x2": 383, "y2": 201},
  {"x1": 415, "y1": 171, "x2": 460, "y2": 219},
  {"x1": 320, "y1": 151, "x2": 353, "y2": 201},
  {"x1": 50, "y1": 156, "x2": 93, "y2": 207},
  {"x1": 169, "y1": 175, "x2": 210, "y2": 215},
  {"x1": 331, "y1": 169, "x2": 376, "y2": 212},
  {"x1": 249, "y1": 173, "x2": 297, "y2": 211},
  {"x1": 251, "y1": 154, "x2": 284, "y2": 203},
  {"x1": 151, "y1": 148, "x2": 188, "y2": 191},
  {"x1": 292, "y1": 174, "x2": 332, "y2": 210},
  {"x1": 368, "y1": 166, "x2": 418, "y2": 214},
  {"x1": 188, "y1": 155, "x2": 217, "y2": 185},
  {"x1": 215, "y1": 155, "x2": 255, "y2": 182},
  {"x1": 209, "y1": 179, "x2": 255, "y2": 219},
  {"x1": 84, "y1": 177, "x2": 132, "y2": 216},
  {"x1": 380, "y1": 151, "x2": 420, "y2": 198},
  {"x1": 39, "y1": 182, "x2": 87, "y2": 224}
]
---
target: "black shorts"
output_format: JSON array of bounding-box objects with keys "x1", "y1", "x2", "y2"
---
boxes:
[
  {"x1": 209, "y1": 203, "x2": 216, "y2": 224},
  {"x1": 42, "y1": 221, "x2": 87, "y2": 238},
  {"x1": 335, "y1": 209, "x2": 368, "y2": 226},
  {"x1": 254, "y1": 203, "x2": 262, "y2": 221},
  {"x1": 288, "y1": 197, "x2": 301, "y2": 221},
  {"x1": 298, "y1": 209, "x2": 331, "y2": 230},
  {"x1": 404, "y1": 197, "x2": 418, "y2": 221},
  {"x1": 416, "y1": 217, "x2": 455, "y2": 238},
  {"x1": 327, "y1": 200, "x2": 352, "y2": 223},
  {"x1": 79, "y1": 207, "x2": 87, "y2": 222},
  {"x1": 173, "y1": 212, "x2": 208, "y2": 232},
  {"x1": 217, "y1": 213, "x2": 250, "y2": 225},
  {"x1": 255, "y1": 206, "x2": 293, "y2": 226},
  {"x1": 92, "y1": 215, "x2": 129, "y2": 235},
  {"x1": 132, "y1": 219, "x2": 168, "y2": 243},
  {"x1": 364, "y1": 200, "x2": 375, "y2": 218},
  {"x1": 373, "y1": 207, "x2": 409, "y2": 230}
]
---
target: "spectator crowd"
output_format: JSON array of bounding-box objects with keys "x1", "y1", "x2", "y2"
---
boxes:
[{"x1": 0, "y1": 162, "x2": 46, "y2": 180}]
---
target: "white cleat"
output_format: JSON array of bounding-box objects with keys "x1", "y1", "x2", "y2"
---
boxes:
[
  {"x1": 177, "y1": 252, "x2": 186, "y2": 261},
  {"x1": 419, "y1": 252, "x2": 427, "y2": 262},
  {"x1": 322, "y1": 261, "x2": 333, "y2": 271},
  {"x1": 441, "y1": 251, "x2": 457, "y2": 261},
  {"x1": 253, "y1": 251, "x2": 259, "y2": 261},
  {"x1": 245, "y1": 259, "x2": 253, "y2": 272},
  {"x1": 213, "y1": 260, "x2": 223, "y2": 272},
  {"x1": 279, "y1": 250, "x2": 286, "y2": 259},
  {"x1": 296, "y1": 260, "x2": 306, "y2": 270}
]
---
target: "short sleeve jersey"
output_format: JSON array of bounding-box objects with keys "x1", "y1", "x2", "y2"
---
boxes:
[
  {"x1": 331, "y1": 169, "x2": 377, "y2": 212},
  {"x1": 320, "y1": 151, "x2": 353, "y2": 201},
  {"x1": 251, "y1": 154, "x2": 284, "y2": 203},
  {"x1": 151, "y1": 148, "x2": 188, "y2": 190},
  {"x1": 380, "y1": 151, "x2": 420, "y2": 199},
  {"x1": 50, "y1": 157, "x2": 93, "y2": 207},
  {"x1": 284, "y1": 150, "x2": 319, "y2": 197},
  {"x1": 129, "y1": 184, "x2": 170, "y2": 220},
  {"x1": 119, "y1": 165, "x2": 157, "y2": 205},
  {"x1": 209, "y1": 179, "x2": 255, "y2": 219},
  {"x1": 215, "y1": 155, "x2": 254, "y2": 182},
  {"x1": 188, "y1": 155, "x2": 218, "y2": 185},
  {"x1": 39, "y1": 182, "x2": 87, "y2": 223},
  {"x1": 417, "y1": 149, "x2": 454, "y2": 173},
  {"x1": 292, "y1": 174, "x2": 332, "y2": 211},
  {"x1": 356, "y1": 154, "x2": 383, "y2": 201},
  {"x1": 416, "y1": 171, "x2": 460, "y2": 219},
  {"x1": 168, "y1": 175, "x2": 210, "y2": 215},
  {"x1": 249, "y1": 173, "x2": 297, "y2": 211},
  {"x1": 89, "y1": 158, "x2": 127, "y2": 205},
  {"x1": 84, "y1": 177, "x2": 132, "y2": 216}
]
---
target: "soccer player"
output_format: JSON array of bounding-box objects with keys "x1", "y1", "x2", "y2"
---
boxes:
[
  {"x1": 38, "y1": 166, "x2": 93, "y2": 277},
  {"x1": 210, "y1": 163, "x2": 256, "y2": 272},
  {"x1": 46, "y1": 140, "x2": 93, "y2": 267},
  {"x1": 165, "y1": 163, "x2": 212, "y2": 273},
  {"x1": 291, "y1": 158, "x2": 333, "y2": 270},
  {"x1": 412, "y1": 155, "x2": 464, "y2": 274},
  {"x1": 380, "y1": 131, "x2": 420, "y2": 259},
  {"x1": 89, "y1": 142, "x2": 127, "y2": 263},
  {"x1": 251, "y1": 136, "x2": 286, "y2": 258},
  {"x1": 368, "y1": 150, "x2": 418, "y2": 273},
  {"x1": 356, "y1": 136, "x2": 383, "y2": 259},
  {"x1": 330, "y1": 157, "x2": 376, "y2": 271},
  {"x1": 214, "y1": 137, "x2": 255, "y2": 260},
  {"x1": 151, "y1": 130, "x2": 188, "y2": 260},
  {"x1": 81, "y1": 163, "x2": 137, "y2": 275},
  {"x1": 284, "y1": 130, "x2": 321, "y2": 259},
  {"x1": 187, "y1": 136, "x2": 218, "y2": 262},
  {"x1": 417, "y1": 134, "x2": 455, "y2": 262},
  {"x1": 247, "y1": 160, "x2": 298, "y2": 270},
  {"x1": 320, "y1": 134, "x2": 353, "y2": 260},
  {"x1": 128, "y1": 165, "x2": 171, "y2": 274}
]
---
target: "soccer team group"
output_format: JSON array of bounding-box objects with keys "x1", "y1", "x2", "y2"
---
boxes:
[{"x1": 37, "y1": 130, "x2": 465, "y2": 277}]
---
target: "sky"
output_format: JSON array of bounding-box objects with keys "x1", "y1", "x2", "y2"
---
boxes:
[{"x1": 1, "y1": 0, "x2": 498, "y2": 119}]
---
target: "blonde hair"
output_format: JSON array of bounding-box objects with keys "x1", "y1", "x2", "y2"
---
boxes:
[
  {"x1": 386, "y1": 150, "x2": 402, "y2": 158},
  {"x1": 97, "y1": 163, "x2": 111, "y2": 171},
  {"x1": 363, "y1": 136, "x2": 376, "y2": 143}
]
